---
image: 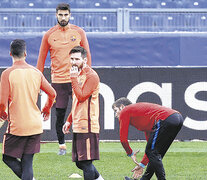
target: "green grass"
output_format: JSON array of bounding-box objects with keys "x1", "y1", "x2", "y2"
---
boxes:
[{"x1": 0, "y1": 141, "x2": 207, "y2": 180}]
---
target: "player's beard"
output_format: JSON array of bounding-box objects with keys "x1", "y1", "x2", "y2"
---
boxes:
[
  {"x1": 57, "y1": 19, "x2": 69, "y2": 27},
  {"x1": 72, "y1": 63, "x2": 84, "y2": 71}
]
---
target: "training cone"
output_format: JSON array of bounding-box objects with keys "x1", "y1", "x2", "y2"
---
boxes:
[{"x1": 69, "y1": 173, "x2": 82, "y2": 178}]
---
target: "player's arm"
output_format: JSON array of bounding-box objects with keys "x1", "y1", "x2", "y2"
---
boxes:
[
  {"x1": 79, "y1": 30, "x2": 91, "y2": 67},
  {"x1": 0, "y1": 71, "x2": 9, "y2": 120},
  {"x1": 119, "y1": 112, "x2": 142, "y2": 166},
  {"x1": 119, "y1": 112, "x2": 134, "y2": 156},
  {"x1": 135, "y1": 131, "x2": 150, "y2": 168},
  {"x1": 40, "y1": 74, "x2": 56, "y2": 120},
  {"x1": 71, "y1": 73, "x2": 99, "y2": 102},
  {"x1": 36, "y1": 33, "x2": 50, "y2": 72}
]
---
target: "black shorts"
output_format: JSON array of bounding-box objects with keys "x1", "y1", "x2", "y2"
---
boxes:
[
  {"x1": 52, "y1": 83, "x2": 72, "y2": 109},
  {"x1": 2, "y1": 133, "x2": 41, "y2": 158},
  {"x1": 146, "y1": 113, "x2": 183, "y2": 154},
  {"x1": 72, "y1": 133, "x2": 100, "y2": 162}
]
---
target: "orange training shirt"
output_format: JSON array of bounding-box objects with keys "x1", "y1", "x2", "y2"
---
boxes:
[
  {"x1": 0, "y1": 61, "x2": 56, "y2": 136},
  {"x1": 67, "y1": 65, "x2": 100, "y2": 133},
  {"x1": 37, "y1": 24, "x2": 91, "y2": 83}
]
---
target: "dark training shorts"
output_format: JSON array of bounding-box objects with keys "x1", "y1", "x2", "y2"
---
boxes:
[
  {"x1": 2, "y1": 133, "x2": 41, "y2": 158},
  {"x1": 52, "y1": 83, "x2": 72, "y2": 109},
  {"x1": 72, "y1": 133, "x2": 100, "y2": 162}
]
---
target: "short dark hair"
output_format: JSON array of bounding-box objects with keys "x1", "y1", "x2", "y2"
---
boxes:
[
  {"x1": 56, "y1": 3, "x2": 70, "y2": 13},
  {"x1": 10, "y1": 39, "x2": 26, "y2": 58},
  {"x1": 112, "y1": 97, "x2": 132, "y2": 109},
  {"x1": 69, "y1": 46, "x2": 87, "y2": 59}
]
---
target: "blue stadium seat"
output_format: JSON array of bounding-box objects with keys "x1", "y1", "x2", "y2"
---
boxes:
[
  {"x1": 0, "y1": 3, "x2": 11, "y2": 8},
  {"x1": 88, "y1": 0, "x2": 111, "y2": 8},
  {"x1": 0, "y1": 0, "x2": 11, "y2": 8},
  {"x1": 132, "y1": 2, "x2": 144, "y2": 8},
  {"x1": 129, "y1": 14, "x2": 163, "y2": 31},
  {"x1": 109, "y1": 0, "x2": 123, "y2": 8},
  {"x1": 0, "y1": 0, "x2": 10, "y2": 7},
  {"x1": 42, "y1": 0, "x2": 75, "y2": 8},
  {"x1": 192, "y1": 1, "x2": 207, "y2": 8},
  {"x1": 141, "y1": 0, "x2": 157, "y2": 8},
  {"x1": 163, "y1": 1, "x2": 177, "y2": 8}
]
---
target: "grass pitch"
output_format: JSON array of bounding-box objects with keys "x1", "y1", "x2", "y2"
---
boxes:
[{"x1": 0, "y1": 141, "x2": 207, "y2": 180}]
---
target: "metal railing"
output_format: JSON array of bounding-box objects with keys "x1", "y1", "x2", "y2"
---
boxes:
[
  {"x1": 0, "y1": 8, "x2": 123, "y2": 32},
  {"x1": 124, "y1": 8, "x2": 207, "y2": 32},
  {"x1": 0, "y1": 8, "x2": 207, "y2": 33}
]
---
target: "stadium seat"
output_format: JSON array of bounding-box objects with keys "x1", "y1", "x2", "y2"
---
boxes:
[
  {"x1": 42, "y1": 0, "x2": 75, "y2": 8},
  {"x1": 141, "y1": 0, "x2": 157, "y2": 8},
  {"x1": 163, "y1": 1, "x2": 177, "y2": 8},
  {"x1": 132, "y1": 2, "x2": 144, "y2": 8},
  {"x1": 0, "y1": 0, "x2": 11, "y2": 8},
  {"x1": 89, "y1": 0, "x2": 111, "y2": 8},
  {"x1": 193, "y1": 1, "x2": 207, "y2": 8}
]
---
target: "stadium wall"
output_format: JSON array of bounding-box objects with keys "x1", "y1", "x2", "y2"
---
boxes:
[{"x1": 0, "y1": 32, "x2": 207, "y2": 66}]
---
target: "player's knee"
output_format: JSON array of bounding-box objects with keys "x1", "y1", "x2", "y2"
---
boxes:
[
  {"x1": 2, "y1": 154, "x2": 12, "y2": 165},
  {"x1": 146, "y1": 149, "x2": 158, "y2": 159},
  {"x1": 76, "y1": 160, "x2": 92, "y2": 170},
  {"x1": 76, "y1": 161, "x2": 84, "y2": 170}
]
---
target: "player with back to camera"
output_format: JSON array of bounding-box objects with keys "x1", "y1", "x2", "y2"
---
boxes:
[
  {"x1": 112, "y1": 97, "x2": 183, "y2": 180},
  {"x1": 37, "y1": 3, "x2": 91, "y2": 155},
  {"x1": 62, "y1": 46, "x2": 104, "y2": 180},
  {"x1": 0, "y1": 39, "x2": 56, "y2": 180}
]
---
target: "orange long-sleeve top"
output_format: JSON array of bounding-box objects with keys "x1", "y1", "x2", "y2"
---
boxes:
[
  {"x1": 37, "y1": 24, "x2": 91, "y2": 83},
  {"x1": 66, "y1": 65, "x2": 100, "y2": 133},
  {"x1": 0, "y1": 60, "x2": 56, "y2": 136},
  {"x1": 119, "y1": 103, "x2": 179, "y2": 166}
]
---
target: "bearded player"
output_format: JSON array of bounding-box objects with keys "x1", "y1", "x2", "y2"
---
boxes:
[{"x1": 37, "y1": 3, "x2": 91, "y2": 155}]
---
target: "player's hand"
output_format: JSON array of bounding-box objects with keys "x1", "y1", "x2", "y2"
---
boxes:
[
  {"x1": 131, "y1": 165, "x2": 144, "y2": 179},
  {"x1": 70, "y1": 66, "x2": 79, "y2": 78},
  {"x1": 0, "y1": 111, "x2": 8, "y2": 121},
  {"x1": 131, "y1": 150, "x2": 140, "y2": 166},
  {"x1": 62, "y1": 122, "x2": 71, "y2": 134},
  {"x1": 41, "y1": 107, "x2": 50, "y2": 121}
]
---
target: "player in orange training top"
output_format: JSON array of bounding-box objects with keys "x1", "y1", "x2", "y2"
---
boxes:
[
  {"x1": 37, "y1": 3, "x2": 91, "y2": 155},
  {"x1": 0, "y1": 39, "x2": 56, "y2": 180},
  {"x1": 63, "y1": 46, "x2": 104, "y2": 180}
]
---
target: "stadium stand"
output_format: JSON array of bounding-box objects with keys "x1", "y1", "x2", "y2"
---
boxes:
[
  {"x1": 0, "y1": 0, "x2": 207, "y2": 32},
  {"x1": 0, "y1": 0, "x2": 207, "y2": 9},
  {"x1": 0, "y1": 8, "x2": 121, "y2": 32},
  {"x1": 127, "y1": 9, "x2": 207, "y2": 32}
]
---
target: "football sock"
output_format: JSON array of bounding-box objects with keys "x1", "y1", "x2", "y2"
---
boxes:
[{"x1": 59, "y1": 144, "x2": 67, "y2": 149}]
